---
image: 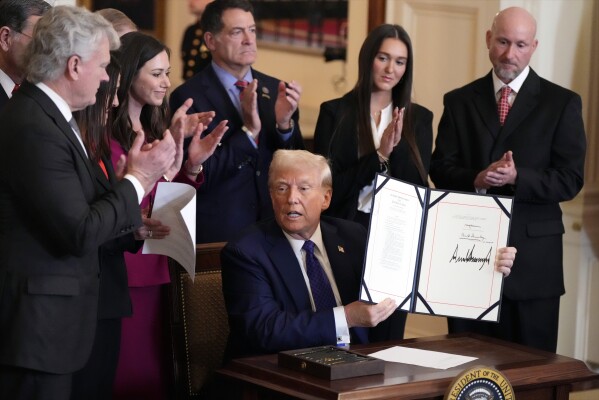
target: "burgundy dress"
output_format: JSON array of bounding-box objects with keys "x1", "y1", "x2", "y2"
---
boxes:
[{"x1": 110, "y1": 139, "x2": 202, "y2": 399}]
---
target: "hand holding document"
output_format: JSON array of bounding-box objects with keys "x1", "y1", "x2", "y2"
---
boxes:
[
  {"x1": 143, "y1": 182, "x2": 196, "y2": 281},
  {"x1": 360, "y1": 174, "x2": 513, "y2": 321}
]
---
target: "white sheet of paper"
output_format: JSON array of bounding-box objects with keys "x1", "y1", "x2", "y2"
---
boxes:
[
  {"x1": 361, "y1": 175, "x2": 512, "y2": 321},
  {"x1": 142, "y1": 182, "x2": 196, "y2": 280},
  {"x1": 416, "y1": 191, "x2": 511, "y2": 320},
  {"x1": 362, "y1": 177, "x2": 425, "y2": 309},
  {"x1": 368, "y1": 346, "x2": 477, "y2": 370}
]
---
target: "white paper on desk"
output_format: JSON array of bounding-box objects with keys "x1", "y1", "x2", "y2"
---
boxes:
[
  {"x1": 142, "y1": 182, "x2": 196, "y2": 281},
  {"x1": 368, "y1": 346, "x2": 477, "y2": 370}
]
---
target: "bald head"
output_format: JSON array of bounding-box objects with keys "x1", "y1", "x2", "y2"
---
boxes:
[
  {"x1": 492, "y1": 7, "x2": 537, "y2": 39},
  {"x1": 486, "y1": 7, "x2": 538, "y2": 83}
]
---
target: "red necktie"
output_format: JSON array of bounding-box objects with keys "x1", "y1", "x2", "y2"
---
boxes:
[
  {"x1": 497, "y1": 86, "x2": 512, "y2": 126},
  {"x1": 11, "y1": 83, "x2": 20, "y2": 94},
  {"x1": 234, "y1": 80, "x2": 248, "y2": 93}
]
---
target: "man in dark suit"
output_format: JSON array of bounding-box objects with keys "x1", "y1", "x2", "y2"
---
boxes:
[
  {"x1": 430, "y1": 7, "x2": 586, "y2": 353},
  {"x1": 71, "y1": 154, "x2": 141, "y2": 400},
  {"x1": 170, "y1": 0, "x2": 304, "y2": 244},
  {"x1": 0, "y1": 6, "x2": 176, "y2": 399},
  {"x1": 224, "y1": 149, "x2": 518, "y2": 358},
  {"x1": 221, "y1": 150, "x2": 397, "y2": 358},
  {"x1": 0, "y1": 0, "x2": 50, "y2": 110}
]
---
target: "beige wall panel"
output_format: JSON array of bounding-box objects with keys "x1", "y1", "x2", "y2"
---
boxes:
[{"x1": 387, "y1": 0, "x2": 498, "y2": 145}]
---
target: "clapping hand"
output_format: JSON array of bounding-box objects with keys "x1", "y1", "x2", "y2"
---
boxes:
[
  {"x1": 274, "y1": 80, "x2": 302, "y2": 130},
  {"x1": 377, "y1": 107, "x2": 404, "y2": 160},
  {"x1": 170, "y1": 98, "x2": 216, "y2": 139},
  {"x1": 184, "y1": 120, "x2": 229, "y2": 177},
  {"x1": 240, "y1": 79, "x2": 261, "y2": 138}
]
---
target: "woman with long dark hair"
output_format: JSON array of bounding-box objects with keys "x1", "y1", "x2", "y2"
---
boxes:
[
  {"x1": 111, "y1": 31, "x2": 227, "y2": 399},
  {"x1": 313, "y1": 24, "x2": 433, "y2": 341}
]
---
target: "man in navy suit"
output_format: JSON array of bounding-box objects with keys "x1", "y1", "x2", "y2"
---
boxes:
[
  {"x1": 221, "y1": 150, "x2": 397, "y2": 358},
  {"x1": 0, "y1": 0, "x2": 50, "y2": 110},
  {"x1": 430, "y1": 7, "x2": 586, "y2": 353},
  {"x1": 170, "y1": 0, "x2": 304, "y2": 244},
  {"x1": 222, "y1": 149, "x2": 519, "y2": 357}
]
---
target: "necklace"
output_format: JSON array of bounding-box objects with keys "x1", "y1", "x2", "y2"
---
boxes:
[{"x1": 371, "y1": 109, "x2": 383, "y2": 119}]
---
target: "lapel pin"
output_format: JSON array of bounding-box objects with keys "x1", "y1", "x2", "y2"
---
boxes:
[
  {"x1": 338, "y1": 245, "x2": 345, "y2": 253},
  {"x1": 261, "y1": 87, "x2": 270, "y2": 99}
]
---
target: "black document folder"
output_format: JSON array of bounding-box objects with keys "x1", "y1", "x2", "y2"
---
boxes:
[{"x1": 360, "y1": 174, "x2": 513, "y2": 322}]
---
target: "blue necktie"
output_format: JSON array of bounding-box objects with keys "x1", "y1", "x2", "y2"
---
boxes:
[{"x1": 302, "y1": 240, "x2": 337, "y2": 311}]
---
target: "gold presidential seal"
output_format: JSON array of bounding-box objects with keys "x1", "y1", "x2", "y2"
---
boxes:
[{"x1": 445, "y1": 366, "x2": 514, "y2": 400}]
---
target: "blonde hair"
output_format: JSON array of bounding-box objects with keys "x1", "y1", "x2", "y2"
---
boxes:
[{"x1": 268, "y1": 150, "x2": 332, "y2": 189}]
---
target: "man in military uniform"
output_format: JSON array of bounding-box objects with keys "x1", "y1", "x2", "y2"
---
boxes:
[{"x1": 181, "y1": 0, "x2": 212, "y2": 80}]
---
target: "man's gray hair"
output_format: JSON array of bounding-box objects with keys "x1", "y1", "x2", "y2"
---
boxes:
[{"x1": 24, "y1": 6, "x2": 120, "y2": 83}]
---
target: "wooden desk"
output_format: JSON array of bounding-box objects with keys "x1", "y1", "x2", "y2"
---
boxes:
[{"x1": 217, "y1": 334, "x2": 599, "y2": 399}]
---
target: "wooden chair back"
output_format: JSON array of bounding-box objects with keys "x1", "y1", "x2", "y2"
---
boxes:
[{"x1": 168, "y1": 242, "x2": 228, "y2": 399}]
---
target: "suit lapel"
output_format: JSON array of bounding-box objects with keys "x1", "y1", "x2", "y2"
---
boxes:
[
  {"x1": 495, "y1": 69, "x2": 540, "y2": 146},
  {"x1": 22, "y1": 82, "x2": 96, "y2": 182},
  {"x1": 472, "y1": 73, "x2": 502, "y2": 139},
  {"x1": 264, "y1": 221, "x2": 313, "y2": 311},
  {"x1": 330, "y1": 95, "x2": 359, "y2": 164},
  {"x1": 0, "y1": 88, "x2": 8, "y2": 110},
  {"x1": 202, "y1": 66, "x2": 242, "y2": 140},
  {"x1": 254, "y1": 69, "x2": 276, "y2": 136},
  {"x1": 321, "y1": 220, "x2": 356, "y2": 305}
]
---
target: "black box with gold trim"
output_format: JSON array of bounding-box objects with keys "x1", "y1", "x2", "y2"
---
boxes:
[{"x1": 278, "y1": 345, "x2": 385, "y2": 380}]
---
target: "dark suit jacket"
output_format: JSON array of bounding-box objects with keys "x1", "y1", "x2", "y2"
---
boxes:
[
  {"x1": 95, "y1": 157, "x2": 141, "y2": 320},
  {"x1": 221, "y1": 216, "x2": 369, "y2": 358},
  {"x1": 0, "y1": 82, "x2": 142, "y2": 374},
  {"x1": 0, "y1": 86, "x2": 8, "y2": 111},
  {"x1": 313, "y1": 92, "x2": 433, "y2": 220},
  {"x1": 430, "y1": 69, "x2": 586, "y2": 301},
  {"x1": 0, "y1": 68, "x2": 12, "y2": 111},
  {"x1": 169, "y1": 65, "x2": 304, "y2": 243}
]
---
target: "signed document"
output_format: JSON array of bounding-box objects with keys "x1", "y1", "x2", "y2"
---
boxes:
[
  {"x1": 142, "y1": 182, "x2": 197, "y2": 281},
  {"x1": 360, "y1": 174, "x2": 513, "y2": 322}
]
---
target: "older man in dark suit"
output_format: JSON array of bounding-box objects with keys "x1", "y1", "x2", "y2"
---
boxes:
[
  {"x1": 0, "y1": 0, "x2": 50, "y2": 110},
  {"x1": 430, "y1": 7, "x2": 586, "y2": 353},
  {"x1": 221, "y1": 150, "x2": 397, "y2": 358},
  {"x1": 169, "y1": 0, "x2": 304, "y2": 244},
  {"x1": 222, "y1": 150, "x2": 518, "y2": 358},
  {"x1": 0, "y1": 6, "x2": 176, "y2": 399}
]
